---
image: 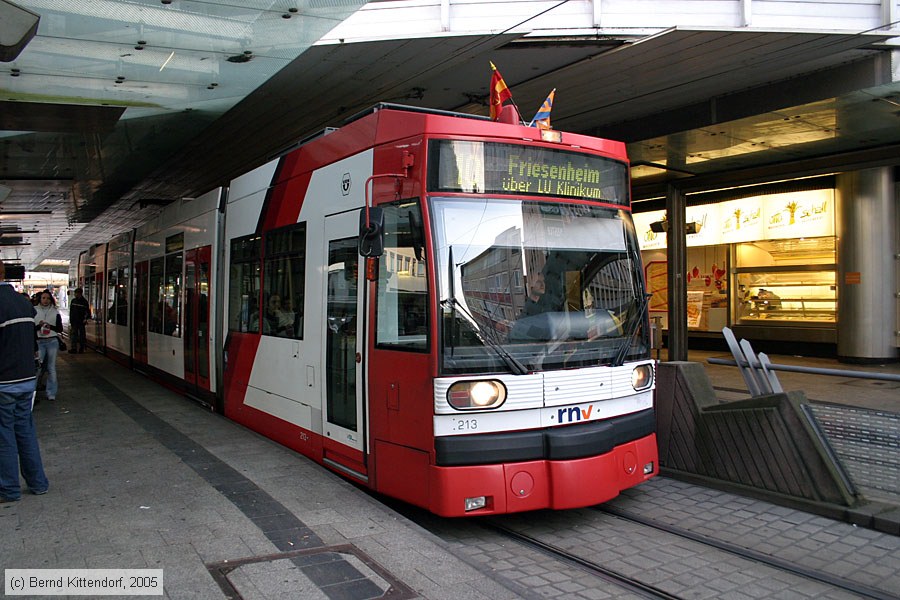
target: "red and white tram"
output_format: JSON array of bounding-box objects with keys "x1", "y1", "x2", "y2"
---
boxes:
[{"x1": 70, "y1": 104, "x2": 658, "y2": 516}]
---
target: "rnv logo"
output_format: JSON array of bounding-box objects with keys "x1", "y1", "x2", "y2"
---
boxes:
[{"x1": 557, "y1": 405, "x2": 593, "y2": 423}]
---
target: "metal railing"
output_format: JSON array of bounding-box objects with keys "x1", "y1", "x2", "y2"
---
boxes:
[{"x1": 707, "y1": 327, "x2": 900, "y2": 397}]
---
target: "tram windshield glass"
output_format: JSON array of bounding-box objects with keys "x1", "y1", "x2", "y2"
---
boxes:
[{"x1": 432, "y1": 197, "x2": 649, "y2": 375}]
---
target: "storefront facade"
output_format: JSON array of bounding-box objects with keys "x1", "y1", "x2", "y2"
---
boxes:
[{"x1": 633, "y1": 169, "x2": 899, "y2": 361}]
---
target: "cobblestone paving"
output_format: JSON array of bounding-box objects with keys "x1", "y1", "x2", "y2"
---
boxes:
[
  {"x1": 412, "y1": 476, "x2": 900, "y2": 600},
  {"x1": 411, "y1": 512, "x2": 645, "y2": 600},
  {"x1": 605, "y1": 478, "x2": 900, "y2": 596}
]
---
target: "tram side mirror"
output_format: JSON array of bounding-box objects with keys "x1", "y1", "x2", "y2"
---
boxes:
[
  {"x1": 4, "y1": 264, "x2": 25, "y2": 280},
  {"x1": 408, "y1": 209, "x2": 424, "y2": 261},
  {"x1": 358, "y1": 206, "x2": 385, "y2": 258}
]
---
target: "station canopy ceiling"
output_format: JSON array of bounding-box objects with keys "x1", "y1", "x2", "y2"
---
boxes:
[{"x1": 1, "y1": 0, "x2": 898, "y2": 269}]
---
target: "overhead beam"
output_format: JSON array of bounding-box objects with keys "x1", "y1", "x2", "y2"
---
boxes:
[
  {"x1": 0, "y1": 101, "x2": 125, "y2": 133},
  {"x1": 633, "y1": 142, "x2": 900, "y2": 201}
]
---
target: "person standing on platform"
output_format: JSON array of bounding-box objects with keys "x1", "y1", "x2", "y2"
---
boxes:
[
  {"x1": 34, "y1": 289, "x2": 63, "y2": 402},
  {"x1": 68, "y1": 287, "x2": 90, "y2": 353},
  {"x1": 0, "y1": 261, "x2": 50, "y2": 503}
]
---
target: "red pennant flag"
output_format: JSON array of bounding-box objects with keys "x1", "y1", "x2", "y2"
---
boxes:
[{"x1": 489, "y1": 62, "x2": 513, "y2": 121}]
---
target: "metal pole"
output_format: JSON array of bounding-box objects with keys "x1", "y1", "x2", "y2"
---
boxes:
[
  {"x1": 666, "y1": 183, "x2": 687, "y2": 361},
  {"x1": 707, "y1": 357, "x2": 900, "y2": 382}
]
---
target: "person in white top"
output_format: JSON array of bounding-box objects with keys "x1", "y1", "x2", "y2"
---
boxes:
[{"x1": 33, "y1": 290, "x2": 63, "y2": 401}]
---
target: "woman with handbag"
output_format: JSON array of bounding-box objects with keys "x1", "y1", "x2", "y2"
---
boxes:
[{"x1": 34, "y1": 290, "x2": 63, "y2": 401}]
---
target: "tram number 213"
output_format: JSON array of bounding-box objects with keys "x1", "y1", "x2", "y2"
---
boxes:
[{"x1": 453, "y1": 419, "x2": 479, "y2": 431}]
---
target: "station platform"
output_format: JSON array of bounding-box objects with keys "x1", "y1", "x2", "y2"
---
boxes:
[
  {"x1": 2, "y1": 352, "x2": 519, "y2": 599},
  {"x1": 1, "y1": 349, "x2": 897, "y2": 599}
]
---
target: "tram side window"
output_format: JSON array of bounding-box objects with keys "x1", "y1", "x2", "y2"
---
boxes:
[
  {"x1": 84, "y1": 275, "x2": 95, "y2": 323},
  {"x1": 163, "y1": 252, "x2": 182, "y2": 336},
  {"x1": 149, "y1": 258, "x2": 164, "y2": 334},
  {"x1": 116, "y1": 266, "x2": 129, "y2": 326},
  {"x1": 107, "y1": 268, "x2": 117, "y2": 323},
  {"x1": 262, "y1": 223, "x2": 306, "y2": 339},
  {"x1": 228, "y1": 234, "x2": 261, "y2": 333},
  {"x1": 375, "y1": 200, "x2": 428, "y2": 351}
]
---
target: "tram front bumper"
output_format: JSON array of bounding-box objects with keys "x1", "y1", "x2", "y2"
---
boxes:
[{"x1": 427, "y1": 432, "x2": 658, "y2": 517}]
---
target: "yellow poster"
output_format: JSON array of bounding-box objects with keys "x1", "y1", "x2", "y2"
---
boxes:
[{"x1": 687, "y1": 291, "x2": 704, "y2": 328}]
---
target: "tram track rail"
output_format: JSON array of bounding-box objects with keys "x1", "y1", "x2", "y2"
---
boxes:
[
  {"x1": 593, "y1": 505, "x2": 898, "y2": 600},
  {"x1": 381, "y1": 490, "x2": 897, "y2": 600},
  {"x1": 381, "y1": 495, "x2": 682, "y2": 599},
  {"x1": 480, "y1": 519, "x2": 683, "y2": 600}
]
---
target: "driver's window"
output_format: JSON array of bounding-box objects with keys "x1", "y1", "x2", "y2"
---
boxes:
[{"x1": 375, "y1": 200, "x2": 428, "y2": 351}]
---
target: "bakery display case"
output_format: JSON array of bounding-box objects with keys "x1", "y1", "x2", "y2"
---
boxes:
[
  {"x1": 735, "y1": 267, "x2": 836, "y2": 324},
  {"x1": 732, "y1": 237, "x2": 837, "y2": 342}
]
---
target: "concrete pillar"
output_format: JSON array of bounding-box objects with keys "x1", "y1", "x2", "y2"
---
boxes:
[{"x1": 836, "y1": 168, "x2": 899, "y2": 363}]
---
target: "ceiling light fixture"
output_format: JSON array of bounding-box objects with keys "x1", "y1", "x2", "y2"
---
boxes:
[
  {"x1": 227, "y1": 50, "x2": 253, "y2": 63},
  {"x1": 159, "y1": 50, "x2": 175, "y2": 72}
]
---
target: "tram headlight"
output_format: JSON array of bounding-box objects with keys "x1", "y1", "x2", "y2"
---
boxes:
[
  {"x1": 631, "y1": 364, "x2": 653, "y2": 391},
  {"x1": 447, "y1": 380, "x2": 507, "y2": 410}
]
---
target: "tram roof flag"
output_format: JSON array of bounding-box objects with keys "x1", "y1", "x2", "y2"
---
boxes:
[
  {"x1": 530, "y1": 88, "x2": 555, "y2": 130},
  {"x1": 489, "y1": 62, "x2": 513, "y2": 121}
]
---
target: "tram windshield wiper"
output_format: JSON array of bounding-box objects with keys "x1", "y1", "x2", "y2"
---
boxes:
[
  {"x1": 440, "y1": 297, "x2": 529, "y2": 376},
  {"x1": 612, "y1": 293, "x2": 650, "y2": 367}
]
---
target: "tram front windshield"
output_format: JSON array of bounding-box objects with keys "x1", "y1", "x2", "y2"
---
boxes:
[{"x1": 432, "y1": 198, "x2": 649, "y2": 375}]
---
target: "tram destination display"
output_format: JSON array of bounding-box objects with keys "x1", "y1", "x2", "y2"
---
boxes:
[{"x1": 428, "y1": 140, "x2": 628, "y2": 205}]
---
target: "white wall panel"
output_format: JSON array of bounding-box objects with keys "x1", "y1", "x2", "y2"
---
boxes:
[{"x1": 324, "y1": 0, "x2": 893, "y2": 43}]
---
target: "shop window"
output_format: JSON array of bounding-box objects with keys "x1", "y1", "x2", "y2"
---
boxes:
[
  {"x1": 642, "y1": 246, "x2": 729, "y2": 332},
  {"x1": 376, "y1": 200, "x2": 428, "y2": 351},
  {"x1": 262, "y1": 223, "x2": 306, "y2": 339},
  {"x1": 734, "y1": 237, "x2": 836, "y2": 326},
  {"x1": 228, "y1": 234, "x2": 261, "y2": 333}
]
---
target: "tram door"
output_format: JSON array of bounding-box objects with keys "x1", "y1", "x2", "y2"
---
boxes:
[
  {"x1": 184, "y1": 246, "x2": 212, "y2": 394},
  {"x1": 322, "y1": 213, "x2": 365, "y2": 471},
  {"x1": 133, "y1": 261, "x2": 149, "y2": 365}
]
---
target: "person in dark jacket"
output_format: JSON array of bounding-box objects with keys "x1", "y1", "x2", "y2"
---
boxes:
[
  {"x1": 0, "y1": 261, "x2": 49, "y2": 503},
  {"x1": 68, "y1": 287, "x2": 90, "y2": 353}
]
